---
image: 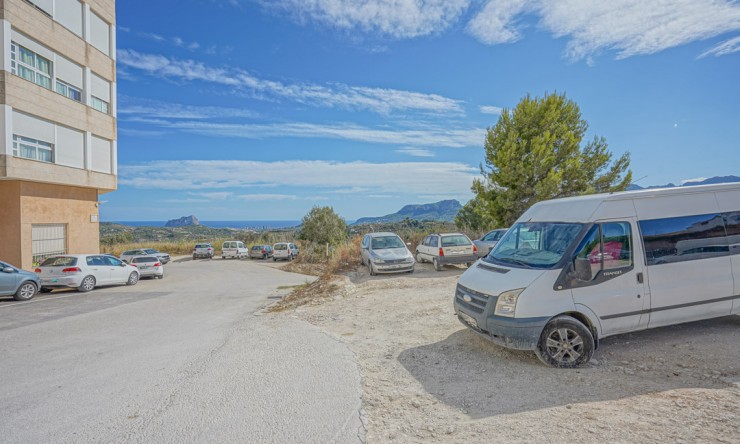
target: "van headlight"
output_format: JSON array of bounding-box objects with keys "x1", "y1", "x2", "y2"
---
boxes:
[{"x1": 494, "y1": 288, "x2": 524, "y2": 317}]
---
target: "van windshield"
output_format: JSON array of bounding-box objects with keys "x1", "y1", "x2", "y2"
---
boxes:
[{"x1": 484, "y1": 222, "x2": 584, "y2": 269}]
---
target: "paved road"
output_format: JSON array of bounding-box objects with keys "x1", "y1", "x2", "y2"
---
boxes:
[{"x1": 0, "y1": 258, "x2": 364, "y2": 443}]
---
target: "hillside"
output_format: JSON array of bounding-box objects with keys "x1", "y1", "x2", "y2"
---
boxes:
[
  {"x1": 628, "y1": 175, "x2": 739, "y2": 191},
  {"x1": 353, "y1": 200, "x2": 462, "y2": 225}
]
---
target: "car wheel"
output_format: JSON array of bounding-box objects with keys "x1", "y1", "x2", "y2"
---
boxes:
[
  {"x1": 78, "y1": 275, "x2": 96, "y2": 292},
  {"x1": 369, "y1": 263, "x2": 377, "y2": 276},
  {"x1": 408, "y1": 266, "x2": 415, "y2": 274},
  {"x1": 192, "y1": 254, "x2": 196, "y2": 260},
  {"x1": 14, "y1": 281, "x2": 37, "y2": 301},
  {"x1": 222, "y1": 256, "x2": 225, "y2": 260},
  {"x1": 535, "y1": 316, "x2": 594, "y2": 368},
  {"x1": 126, "y1": 272, "x2": 139, "y2": 286},
  {"x1": 433, "y1": 258, "x2": 443, "y2": 271},
  {"x1": 273, "y1": 257, "x2": 277, "y2": 262},
  {"x1": 415, "y1": 252, "x2": 424, "y2": 263},
  {"x1": 40, "y1": 287, "x2": 53, "y2": 293}
]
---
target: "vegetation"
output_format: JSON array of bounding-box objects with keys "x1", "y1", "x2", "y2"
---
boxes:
[
  {"x1": 298, "y1": 206, "x2": 348, "y2": 246},
  {"x1": 457, "y1": 92, "x2": 632, "y2": 229}
]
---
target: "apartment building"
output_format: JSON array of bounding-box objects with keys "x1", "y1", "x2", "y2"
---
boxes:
[{"x1": 0, "y1": 0, "x2": 116, "y2": 270}]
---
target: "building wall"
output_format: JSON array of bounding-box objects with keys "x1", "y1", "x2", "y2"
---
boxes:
[{"x1": 0, "y1": 180, "x2": 99, "y2": 270}]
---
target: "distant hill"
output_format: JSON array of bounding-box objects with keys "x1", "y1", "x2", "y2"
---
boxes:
[
  {"x1": 628, "y1": 175, "x2": 739, "y2": 191},
  {"x1": 354, "y1": 200, "x2": 462, "y2": 225},
  {"x1": 165, "y1": 215, "x2": 200, "y2": 227}
]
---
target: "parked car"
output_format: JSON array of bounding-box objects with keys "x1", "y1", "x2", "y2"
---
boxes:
[
  {"x1": 360, "y1": 232, "x2": 415, "y2": 276},
  {"x1": 416, "y1": 232, "x2": 478, "y2": 271},
  {"x1": 193, "y1": 243, "x2": 214, "y2": 260},
  {"x1": 128, "y1": 256, "x2": 164, "y2": 279},
  {"x1": 121, "y1": 248, "x2": 171, "y2": 264},
  {"x1": 222, "y1": 241, "x2": 248, "y2": 260},
  {"x1": 473, "y1": 228, "x2": 508, "y2": 257},
  {"x1": 36, "y1": 254, "x2": 139, "y2": 292},
  {"x1": 0, "y1": 260, "x2": 39, "y2": 301},
  {"x1": 250, "y1": 245, "x2": 273, "y2": 259},
  {"x1": 273, "y1": 242, "x2": 299, "y2": 261}
]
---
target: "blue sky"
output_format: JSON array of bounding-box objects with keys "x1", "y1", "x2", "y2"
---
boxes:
[{"x1": 105, "y1": 0, "x2": 740, "y2": 222}]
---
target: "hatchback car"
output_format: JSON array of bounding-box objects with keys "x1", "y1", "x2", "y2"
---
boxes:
[
  {"x1": 128, "y1": 256, "x2": 164, "y2": 279},
  {"x1": 360, "y1": 232, "x2": 415, "y2": 275},
  {"x1": 36, "y1": 254, "x2": 139, "y2": 292},
  {"x1": 222, "y1": 241, "x2": 248, "y2": 260},
  {"x1": 473, "y1": 228, "x2": 508, "y2": 257},
  {"x1": 121, "y1": 248, "x2": 171, "y2": 264},
  {"x1": 416, "y1": 233, "x2": 477, "y2": 271},
  {"x1": 273, "y1": 242, "x2": 299, "y2": 261},
  {"x1": 0, "y1": 260, "x2": 39, "y2": 301},
  {"x1": 193, "y1": 243, "x2": 214, "y2": 259},
  {"x1": 250, "y1": 245, "x2": 273, "y2": 259}
]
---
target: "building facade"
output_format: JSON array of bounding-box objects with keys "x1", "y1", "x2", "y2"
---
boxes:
[{"x1": 0, "y1": 0, "x2": 116, "y2": 270}]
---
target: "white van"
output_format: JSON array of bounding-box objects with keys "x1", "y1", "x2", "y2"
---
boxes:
[
  {"x1": 221, "y1": 241, "x2": 248, "y2": 260},
  {"x1": 454, "y1": 183, "x2": 740, "y2": 368}
]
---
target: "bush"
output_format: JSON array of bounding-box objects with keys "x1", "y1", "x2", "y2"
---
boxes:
[{"x1": 299, "y1": 206, "x2": 348, "y2": 246}]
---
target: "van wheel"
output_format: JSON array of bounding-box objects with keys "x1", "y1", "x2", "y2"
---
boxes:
[
  {"x1": 433, "y1": 258, "x2": 443, "y2": 271},
  {"x1": 192, "y1": 255, "x2": 196, "y2": 260},
  {"x1": 535, "y1": 316, "x2": 594, "y2": 368}
]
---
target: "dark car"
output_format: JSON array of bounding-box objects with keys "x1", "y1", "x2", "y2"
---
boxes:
[
  {"x1": 0, "y1": 260, "x2": 39, "y2": 301},
  {"x1": 249, "y1": 245, "x2": 273, "y2": 259}
]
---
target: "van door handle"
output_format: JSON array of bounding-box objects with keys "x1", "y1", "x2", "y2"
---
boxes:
[{"x1": 637, "y1": 272, "x2": 644, "y2": 284}]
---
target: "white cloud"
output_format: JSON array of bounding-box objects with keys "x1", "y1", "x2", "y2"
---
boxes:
[
  {"x1": 119, "y1": 160, "x2": 478, "y2": 196},
  {"x1": 698, "y1": 35, "x2": 740, "y2": 58},
  {"x1": 135, "y1": 118, "x2": 484, "y2": 148},
  {"x1": 479, "y1": 105, "x2": 503, "y2": 115},
  {"x1": 118, "y1": 96, "x2": 258, "y2": 120},
  {"x1": 237, "y1": 194, "x2": 298, "y2": 201},
  {"x1": 117, "y1": 49, "x2": 464, "y2": 114},
  {"x1": 261, "y1": 0, "x2": 470, "y2": 39},
  {"x1": 396, "y1": 147, "x2": 435, "y2": 157},
  {"x1": 189, "y1": 192, "x2": 234, "y2": 200},
  {"x1": 467, "y1": 0, "x2": 527, "y2": 44},
  {"x1": 466, "y1": 0, "x2": 740, "y2": 61}
]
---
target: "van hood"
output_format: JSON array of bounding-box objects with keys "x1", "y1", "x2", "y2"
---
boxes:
[
  {"x1": 458, "y1": 262, "x2": 546, "y2": 298},
  {"x1": 372, "y1": 248, "x2": 411, "y2": 260}
]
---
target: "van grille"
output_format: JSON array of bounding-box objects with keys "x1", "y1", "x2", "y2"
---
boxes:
[{"x1": 455, "y1": 284, "x2": 493, "y2": 314}]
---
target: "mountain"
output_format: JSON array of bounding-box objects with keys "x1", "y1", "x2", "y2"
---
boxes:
[
  {"x1": 628, "y1": 175, "x2": 739, "y2": 191},
  {"x1": 164, "y1": 215, "x2": 200, "y2": 227},
  {"x1": 354, "y1": 200, "x2": 462, "y2": 225}
]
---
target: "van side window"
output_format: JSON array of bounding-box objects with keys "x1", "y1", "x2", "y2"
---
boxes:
[
  {"x1": 575, "y1": 222, "x2": 632, "y2": 279},
  {"x1": 723, "y1": 212, "x2": 740, "y2": 256},
  {"x1": 640, "y1": 213, "x2": 728, "y2": 266}
]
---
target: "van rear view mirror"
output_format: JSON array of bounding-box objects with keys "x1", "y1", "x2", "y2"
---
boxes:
[{"x1": 574, "y1": 258, "x2": 593, "y2": 281}]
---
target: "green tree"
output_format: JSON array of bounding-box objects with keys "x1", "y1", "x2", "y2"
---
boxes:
[
  {"x1": 299, "y1": 206, "x2": 348, "y2": 246},
  {"x1": 463, "y1": 92, "x2": 632, "y2": 228}
]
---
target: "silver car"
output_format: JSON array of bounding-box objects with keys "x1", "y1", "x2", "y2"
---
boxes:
[
  {"x1": 273, "y1": 242, "x2": 299, "y2": 261},
  {"x1": 1, "y1": 260, "x2": 39, "y2": 301},
  {"x1": 473, "y1": 228, "x2": 508, "y2": 257},
  {"x1": 128, "y1": 256, "x2": 164, "y2": 279},
  {"x1": 36, "y1": 254, "x2": 139, "y2": 292},
  {"x1": 360, "y1": 232, "x2": 415, "y2": 276},
  {"x1": 121, "y1": 248, "x2": 171, "y2": 264}
]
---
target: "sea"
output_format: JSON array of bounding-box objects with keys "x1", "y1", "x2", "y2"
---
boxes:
[{"x1": 108, "y1": 220, "x2": 301, "y2": 230}]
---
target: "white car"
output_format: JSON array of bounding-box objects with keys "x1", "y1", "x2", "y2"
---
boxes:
[
  {"x1": 416, "y1": 232, "x2": 478, "y2": 271},
  {"x1": 36, "y1": 254, "x2": 140, "y2": 292},
  {"x1": 128, "y1": 256, "x2": 165, "y2": 279},
  {"x1": 273, "y1": 242, "x2": 299, "y2": 261},
  {"x1": 360, "y1": 232, "x2": 415, "y2": 275},
  {"x1": 222, "y1": 241, "x2": 249, "y2": 260}
]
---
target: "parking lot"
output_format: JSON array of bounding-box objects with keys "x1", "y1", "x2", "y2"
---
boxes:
[{"x1": 0, "y1": 258, "x2": 364, "y2": 443}]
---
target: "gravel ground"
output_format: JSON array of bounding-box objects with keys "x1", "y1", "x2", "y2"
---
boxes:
[{"x1": 279, "y1": 262, "x2": 740, "y2": 443}]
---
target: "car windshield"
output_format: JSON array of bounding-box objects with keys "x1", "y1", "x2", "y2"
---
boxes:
[
  {"x1": 40, "y1": 257, "x2": 77, "y2": 267},
  {"x1": 371, "y1": 236, "x2": 405, "y2": 250},
  {"x1": 441, "y1": 235, "x2": 471, "y2": 247},
  {"x1": 484, "y1": 222, "x2": 584, "y2": 269}
]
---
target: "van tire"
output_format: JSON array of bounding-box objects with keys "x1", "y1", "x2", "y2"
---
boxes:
[
  {"x1": 535, "y1": 316, "x2": 594, "y2": 368},
  {"x1": 433, "y1": 258, "x2": 443, "y2": 271}
]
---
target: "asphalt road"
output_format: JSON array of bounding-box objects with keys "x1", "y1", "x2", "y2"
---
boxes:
[{"x1": 0, "y1": 258, "x2": 364, "y2": 443}]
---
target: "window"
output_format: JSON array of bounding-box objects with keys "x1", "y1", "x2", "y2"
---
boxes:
[
  {"x1": 32, "y1": 224, "x2": 67, "y2": 266},
  {"x1": 724, "y1": 212, "x2": 740, "y2": 256},
  {"x1": 441, "y1": 235, "x2": 472, "y2": 247},
  {"x1": 55, "y1": 79, "x2": 82, "y2": 102},
  {"x1": 485, "y1": 222, "x2": 584, "y2": 269},
  {"x1": 640, "y1": 214, "x2": 728, "y2": 266},
  {"x1": 91, "y1": 96, "x2": 109, "y2": 114},
  {"x1": 11, "y1": 42, "x2": 52, "y2": 89},
  {"x1": 574, "y1": 222, "x2": 632, "y2": 279},
  {"x1": 12, "y1": 135, "x2": 54, "y2": 163}
]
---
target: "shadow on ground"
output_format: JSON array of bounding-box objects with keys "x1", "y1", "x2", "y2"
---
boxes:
[{"x1": 398, "y1": 316, "x2": 740, "y2": 418}]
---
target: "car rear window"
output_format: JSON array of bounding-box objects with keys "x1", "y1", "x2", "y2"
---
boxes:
[
  {"x1": 41, "y1": 257, "x2": 77, "y2": 267},
  {"x1": 252, "y1": 246, "x2": 263, "y2": 251},
  {"x1": 132, "y1": 257, "x2": 158, "y2": 263},
  {"x1": 441, "y1": 235, "x2": 472, "y2": 247},
  {"x1": 195, "y1": 244, "x2": 211, "y2": 248},
  {"x1": 274, "y1": 244, "x2": 288, "y2": 250}
]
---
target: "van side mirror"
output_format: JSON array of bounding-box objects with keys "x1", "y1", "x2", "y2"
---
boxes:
[{"x1": 574, "y1": 258, "x2": 593, "y2": 281}]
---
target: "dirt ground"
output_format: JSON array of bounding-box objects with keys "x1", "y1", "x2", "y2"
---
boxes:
[{"x1": 276, "y1": 262, "x2": 740, "y2": 443}]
